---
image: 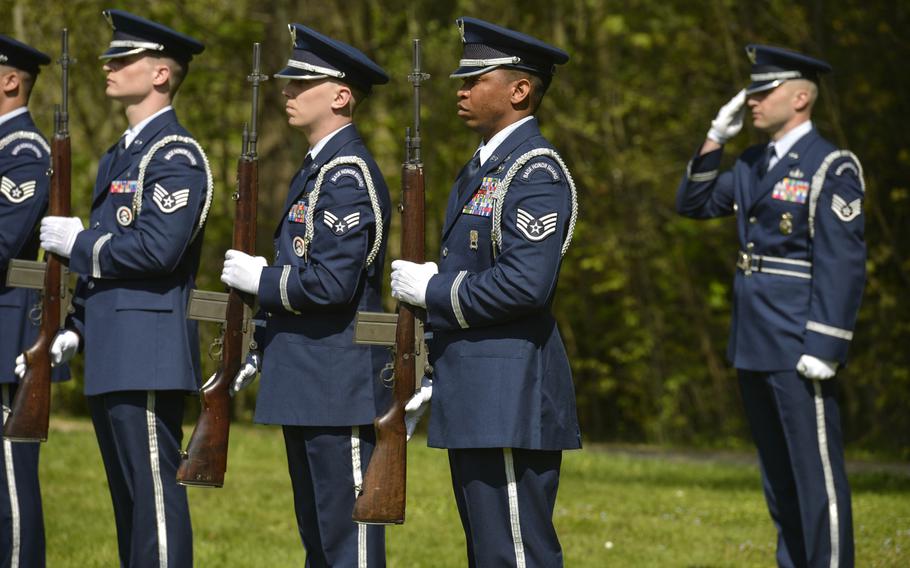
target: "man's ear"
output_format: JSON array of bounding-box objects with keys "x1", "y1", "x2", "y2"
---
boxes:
[
  {"x1": 331, "y1": 84, "x2": 354, "y2": 112},
  {"x1": 509, "y1": 76, "x2": 532, "y2": 108},
  {"x1": 0, "y1": 70, "x2": 21, "y2": 95},
  {"x1": 792, "y1": 86, "x2": 812, "y2": 112},
  {"x1": 152, "y1": 62, "x2": 172, "y2": 89}
]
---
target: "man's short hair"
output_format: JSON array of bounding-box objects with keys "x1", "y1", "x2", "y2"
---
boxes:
[{"x1": 155, "y1": 54, "x2": 187, "y2": 95}]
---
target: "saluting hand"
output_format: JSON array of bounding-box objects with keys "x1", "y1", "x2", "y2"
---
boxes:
[
  {"x1": 40, "y1": 216, "x2": 84, "y2": 258},
  {"x1": 390, "y1": 260, "x2": 438, "y2": 308},
  {"x1": 707, "y1": 89, "x2": 747, "y2": 144},
  {"x1": 796, "y1": 354, "x2": 839, "y2": 380},
  {"x1": 221, "y1": 249, "x2": 267, "y2": 295}
]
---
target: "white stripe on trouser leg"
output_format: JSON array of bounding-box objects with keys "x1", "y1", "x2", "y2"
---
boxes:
[
  {"x1": 2, "y1": 385, "x2": 21, "y2": 568},
  {"x1": 813, "y1": 380, "x2": 840, "y2": 568},
  {"x1": 503, "y1": 448, "x2": 527, "y2": 568},
  {"x1": 146, "y1": 391, "x2": 169, "y2": 568},
  {"x1": 350, "y1": 426, "x2": 367, "y2": 568}
]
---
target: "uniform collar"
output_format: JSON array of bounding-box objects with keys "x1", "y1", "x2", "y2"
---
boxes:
[
  {"x1": 0, "y1": 106, "x2": 29, "y2": 128},
  {"x1": 769, "y1": 120, "x2": 813, "y2": 166},
  {"x1": 477, "y1": 115, "x2": 535, "y2": 165},
  {"x1": 123, "y1": 105, "x2": 173, "y2": 148},
  {"x1": 308, "y1": 122, "x2": 354, "y2": 162}
]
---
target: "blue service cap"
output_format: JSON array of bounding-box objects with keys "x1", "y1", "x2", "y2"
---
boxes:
[
  {"x1": 274, "y1": 24, "x2": 388, "y2": 94},
  {"x1": 0, "y1": 34, "x2": 51, "y2": 74},
  {"x1": 745, "y1": 44, "x2": 831, "y2": 95},
  {"x1": 450, "y1": 17, "x2": 569, "y2": 80},
  {"x1": 100, "y1": 9, "x2": 204, "y2": 65}
]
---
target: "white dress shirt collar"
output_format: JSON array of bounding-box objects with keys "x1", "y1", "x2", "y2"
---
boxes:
[
  {"x1": 476, "y1": 116, "x2": 535, "y2": 166},
  {"x1": 308, "y1": 123, "x2": 354, "y2": 161},
  {"x1": 768, "y1": 120, "x2": 813, "y2": 169},
  {"x1": 0, "y1": 106, "x2": 29, "y2": 128},
  {"x1": 123, "y1": 105, "x2": 173, "y2": 148}
]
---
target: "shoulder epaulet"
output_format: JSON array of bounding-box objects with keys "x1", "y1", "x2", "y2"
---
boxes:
[
  {"x1": 0, "y1": 130, "x2": 50, "y2": 159},
  {"x1": 491, "y1": 148, "x2": 578, "y2": 258},
  {"x1": 132, "y1": 135, "x2": 214, "y2": 241},
  {"x1": 809, "y1": 150, "x2": 865, "y2": 238},
  {"x1": 300, "y1": 156, "x2": 384, "y2": 267}
]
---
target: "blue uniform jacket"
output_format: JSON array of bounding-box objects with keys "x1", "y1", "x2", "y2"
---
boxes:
[
  {"x1": 254, "y1": 125, "x2": 392, "y2": 426},
  {"x1": 66, "y1": 110, "x2": 210, "y2": 395},
  {"x1": 0, "y1": 111, "x2": 69, "y2": 383},
  {"x1": 424, "y1": 118, "x2": 581, "y2": 450},
  {"x1": 677, "y1": 127, "x2": 866, "y2": 370}
]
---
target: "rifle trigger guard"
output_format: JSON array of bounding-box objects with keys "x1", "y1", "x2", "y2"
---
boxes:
[{"x1": 380, "y1": 361, "x2": 395, "y2": 388}]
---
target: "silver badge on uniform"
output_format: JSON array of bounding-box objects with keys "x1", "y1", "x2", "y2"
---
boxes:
[
  {"x1": 788, "y1": 168, "x2": 805, "y2": 179},
  {"x1": 516, "y1": 208, "x2": 558, "y2": 242},
  {"x1": 832, "y1": 194, "x2": 861, "y2": 222},
  {"x1": 152, "y1": 184, "x2": 191, "y2": 214},
  {"x1": 323, "y1": 210, "x2": 360, "y2": 235},
  {"x1": 116, "y1": 205, "x2": 134, "y2": 226},
  {"x1": 0, "y1": 177, "x2": 36, "y2": 203},
  {"x1": 292, "y1": 235, "x2": 306, "y2": 257}
]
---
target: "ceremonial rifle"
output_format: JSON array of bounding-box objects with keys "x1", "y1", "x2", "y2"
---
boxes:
[
  {"x1": 177, "y1": 43, "x2": 265, "y2": 486},
  {"x1": 4, "y1": 30, "x2": 72, "y2": 442},
  {"x1": 352, "y1": 39, "x2": 429, "y2": 524}
]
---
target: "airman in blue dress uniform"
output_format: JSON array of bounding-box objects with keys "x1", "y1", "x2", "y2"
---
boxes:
[
  {"x1": 677, "y1": 45, "x2": 865, "y2": 567},
  {"x1": 0, "y1": 33, "x2": 70, "y2": 568},
  {"x1": 36, "y1": 10, "x2": 209, "y2": 567},
  {"x1": 220, "y1": 24, "x2": 391, "y2": 567},
  {"x1": 391, "y1": 17, "x2": 581, "y2": 567}
]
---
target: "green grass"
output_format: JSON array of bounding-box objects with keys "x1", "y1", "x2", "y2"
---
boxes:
[{"x1": 39, "y1": 419, "x2": 910, "y2": 566}]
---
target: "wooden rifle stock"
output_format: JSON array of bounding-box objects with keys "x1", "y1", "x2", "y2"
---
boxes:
[
  {"x1": 4, "y1": 29, "x2": 72, "y2": 442},
  {"x1": 177, "y1": 44, "x2": 264, "y2": 487},
  {"x1": 353, "y1": 39, "x2": 429, "y2": 524}
]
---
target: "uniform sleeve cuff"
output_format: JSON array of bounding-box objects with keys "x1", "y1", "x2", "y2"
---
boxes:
[
  {"x1": 68, "y1": 229, "x2": 107, "y2": 276},
  {"x1": 425, "y1": 272, "x2": 467, "y2": 331},
  {"x1": 257, "y1": 265, "x2": 289, "y2": 313},
  {"x1": 804, "y1": 322, "x2": 852, "y2": 364},
  {"x1": 687, "y1": 147, "x2": 724, "y2": 180}
]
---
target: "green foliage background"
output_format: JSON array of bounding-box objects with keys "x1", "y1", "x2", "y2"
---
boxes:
[{"x1": 4, "y1": 0, "x2": 908, "y2": 456}]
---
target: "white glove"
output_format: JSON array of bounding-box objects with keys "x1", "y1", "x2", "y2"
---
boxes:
[
  {"x1": 49, "y1": 330, "x2": 79, "y2": 367},
  {"x1": 390, "y1": 260, "x2": 438, "y2": 309},
  {"x1": 404, "y1": 375, "x2": 433, "y2": 441},
  {"x1": 40, "y1": 216, "x2": 84, "y2": 258},
  {"x1": 14, "y1": 354, "x2": 27, "y2": 379},
  {"x1": 796, "y1": 354, "x2": 839, "y2": 380},
  {"x1": 221, "y1": 249, "x2": 268, "y2": 295},
  {"x1": 231, "y1": 352, "x2": 261, "y2": 395},
  {"x1": 707, "y1": 89, "x2": 747, "y2": 144}
]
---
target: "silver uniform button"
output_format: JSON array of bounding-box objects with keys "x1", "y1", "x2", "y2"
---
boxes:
[
  {"x1": 442, "y1": 246, "x2": 448, "y2": 257},
  {"x1": 87, "y1": 281, "x2": 95, "y2": 290},
  {"x1": 749, "y1": 216, "x2": 757, "y2": 224}
]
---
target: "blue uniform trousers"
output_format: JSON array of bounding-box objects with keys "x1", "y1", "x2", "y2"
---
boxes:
[
  {"x1": 283, "y1": 425, "x2": 385, "y2": 567},
  {"x1": 1, "y1": 384, "x2": 45, "y2": 568},
  {"x1": 88, "y1": 391, "x2": 192, "y2": 568},
  {"x1": 448, "y1": 448, "x2": 563, "y2": 568},
  {"x1": 738, "y1": 370, "x2": 853, "y2": 568}
]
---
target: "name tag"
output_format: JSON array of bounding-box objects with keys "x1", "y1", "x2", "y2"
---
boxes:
[
  {"x1": 462, "y1": 177, "x2": 499, "y2": 217},
  {"x1": 288, "y1": 200, "x2": 307, "y2": 223},
  {"x1": 110, "y1": 180, "x2": 139, "y2": 194},
  {"x1": 772, "y1": 178, "x2": 809, "y2": 204}
]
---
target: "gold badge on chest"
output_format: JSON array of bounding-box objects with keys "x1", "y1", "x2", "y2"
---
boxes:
[{"x1": 780, "y1": 212, "x2": 793, "y2": 235}]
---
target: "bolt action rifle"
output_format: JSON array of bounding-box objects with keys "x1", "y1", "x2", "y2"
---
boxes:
[
  {"x1": 352, "y1": 39, "x2": 429, "y2": 524},
  {"x1": 4, "y1": 29, "x2": 73, "y2": 442},
  {"x1": 177, "y1": 43, "x2": 265, "y2": 486}
]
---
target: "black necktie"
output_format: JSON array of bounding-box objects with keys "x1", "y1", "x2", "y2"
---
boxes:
[
  {"x1": 458, "y1": 151, "x2": 482, "y2": 195},
  {"x1": 113, "y1": 135, "x2": 128, "y2": 161},
  {"x1": 302, "y1": 153, "x2": 313, "y2": 173},
  {"x1": 759, "y1": 143, "x2": 775, "y2": 178}
]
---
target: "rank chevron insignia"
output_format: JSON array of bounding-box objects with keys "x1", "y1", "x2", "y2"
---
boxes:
[
  {"x1": 516, "y1": 208, "x2": 558, "y2": 241},
  {"x1": 152, "y1": 183, "x2": 191, "y2": 214},
  {"x1": 0, "y1": 176, "x2": 36, "y2": 203},
  {"x1": 831, "y1": 193, "x2": 861, "y2": 222},
  {"x1": 323, "y1": 210, "x2": 360, "y2": 235}
]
